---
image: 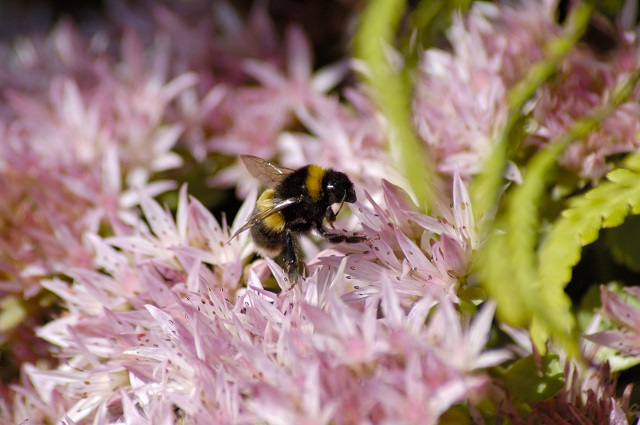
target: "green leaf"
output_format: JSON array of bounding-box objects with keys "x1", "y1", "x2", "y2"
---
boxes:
[
  {"x1": 606, "y1": 353, "x2": 640, "y2": 373},
  {"x1": 480, "y1": 230, "x2": 529, "y2": 327},
  {"x1": 354, "y1": 0, "x2": 439, "y2": 212},
  {"x1": 504, "y1": 353, "x2": 565, "y2": 402},
  {"x1": 538, "y1": 165, "x2": 640, "y2": 300},
  {"x1": 477, "y1": 1, "x2": 595, "y2": 345},
  {"x1": 480, "y1": 138, "x2": 576, "y2": 352},
  {"x1": 481, "y1": 67, "x2": 640, "y2": 354}
]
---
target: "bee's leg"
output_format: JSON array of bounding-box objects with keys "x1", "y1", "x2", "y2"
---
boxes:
[
  {"x1": 282, "y1": 230, "x2": 299, "y2": 283},
  {"x1": 316, "y1": 223, "x2": 369, "y2": 244}
]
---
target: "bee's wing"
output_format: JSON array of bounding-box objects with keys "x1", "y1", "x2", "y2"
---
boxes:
[
  {"x1": 241, "y1": 155, "x2": 296, "y2": 187},
  {"x1": 228, "y1": 195, "x2": 304, "y2": 240}
]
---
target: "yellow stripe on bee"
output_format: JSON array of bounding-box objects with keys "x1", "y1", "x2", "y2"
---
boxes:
[
  {"x1": 305, "y1": 165, "x2": 325, "y2": 201},
  {"x1": 257, "y1": 189, "x2": 286, "y2": 232}
]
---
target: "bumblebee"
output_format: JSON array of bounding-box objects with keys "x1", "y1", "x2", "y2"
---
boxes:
[{"x1": 230, "y1": 155, "x2": 368, "y2": 283}]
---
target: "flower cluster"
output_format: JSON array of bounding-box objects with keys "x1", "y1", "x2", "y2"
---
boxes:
[
  {"x1": 8, "y1": 186, "x2": 509, "y2": 424},
  {"x1": 586, "y1": 286, "x2": 640, "y2": 358},
  {"x1": 314, "y1": 171, "x2": 478, "y2": 308},
  {"x1": 0, "y1": 18, "x2": 190, "y2": 290},
  {"x1": 413, "y1": 0, "x2": 640, "y2": 186}
]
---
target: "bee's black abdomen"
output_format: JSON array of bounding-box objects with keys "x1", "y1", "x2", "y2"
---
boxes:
[{"x1": 251, "y1": 224, "x2": 285, "y2": 257}]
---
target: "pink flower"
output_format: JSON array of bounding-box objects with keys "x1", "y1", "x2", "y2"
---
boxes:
[
  {"x1": 8, "y1": 1, "x2": 640, "y2": 422},
  {"x1": 413, "y1": 0, "x2": 640, "y2": 186},
  {"x1": 0, "y1": 20, "x2": 194, "y2": 295},
  {"x1": 207, "y1": 25, "x2": 347, "y2": 159},
  {"x1": 413, "y1": 3, "x2": 512, "y2": 178},
  {"x1": 107, "y1": 185, "x2": 254, "y2": 293},
  {"x1": 530, "y1": 59, "x2": 640, "y2": 185},
  {"x1": 276, "y1": 87, "x2": 398, "y2": 200},
  {"x1": 235, "y1": 278, "x2": 506, "y2": 425},
  {"x1": 209, "y1": 28, "x2": 389, "y2": 198},
  {"x1": 586, "y1": 285, "x2": 640, "y2": 357},
  {"x1": 497, "y1": 362, "x2": 636, "y2": 425},
  {"x1": 499, "y1": 312, "x2": 638, "y2": 424},
  {"x1": 0, "y1": 19, "x2": 205, "y2": 401},
  {"x1": 6, "y1": 179, "x2": 508, "y2": 423},
  {"x1": 317, "y1": 171, "x2": 479, "y2": 307}
]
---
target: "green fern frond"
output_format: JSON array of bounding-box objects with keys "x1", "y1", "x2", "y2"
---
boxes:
[
  {"x1": 505, "y1": 142, "x2": 576, "y2": 353},
  {"x1": 476, "y1": 2, "x2": 594, "y2": 338},
  {"x1": 481, "y1": 66, "x2": 640, "y2": 355},
  {"x1": 480, "y1": 140, "x2": 576, "y2": 351},
  {"x1": 538, "y1": 162, "x2": 640, "y2": 291},
  {"x1": 536, "y1": 66, "x2": 640, "y2": 295},
  {"x1": 354, "y1": 0, "x2": 439, "y2": 212}
]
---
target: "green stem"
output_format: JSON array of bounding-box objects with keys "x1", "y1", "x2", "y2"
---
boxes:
[{"x1": 354, "y1": 0, "x2": 437, "y2": 212}]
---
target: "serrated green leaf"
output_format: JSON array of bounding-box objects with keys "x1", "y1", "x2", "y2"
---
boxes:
[
  {"x1": 602, "y1": 209, "x2": 628, "y2": 228},
  {"x1": 481, "y1": 63, "x2": 640, "y2": 356},
  {"x1": 578, "y1": 219, "x2": 602, "y2": 244},
  {"x1": 506, "y1": 142, "x2": 575, "y2": 351},
  {"x1": 607, "y1": 168, "x2": 637, "y2": 183},
  {"x1": 539, "y1": 169, "x2": 640, "y2": 302},
  {"x1": 504, "y1": 353, "x2": 565, "y2": 402},
  {"x1": 476, "y1": 3, "x2": 597, "y2": 353}
]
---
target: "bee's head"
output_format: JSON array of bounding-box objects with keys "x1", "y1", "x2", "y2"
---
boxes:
[{"x1": 323, "y1": 170, "x2": 357, "y2": 205}]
